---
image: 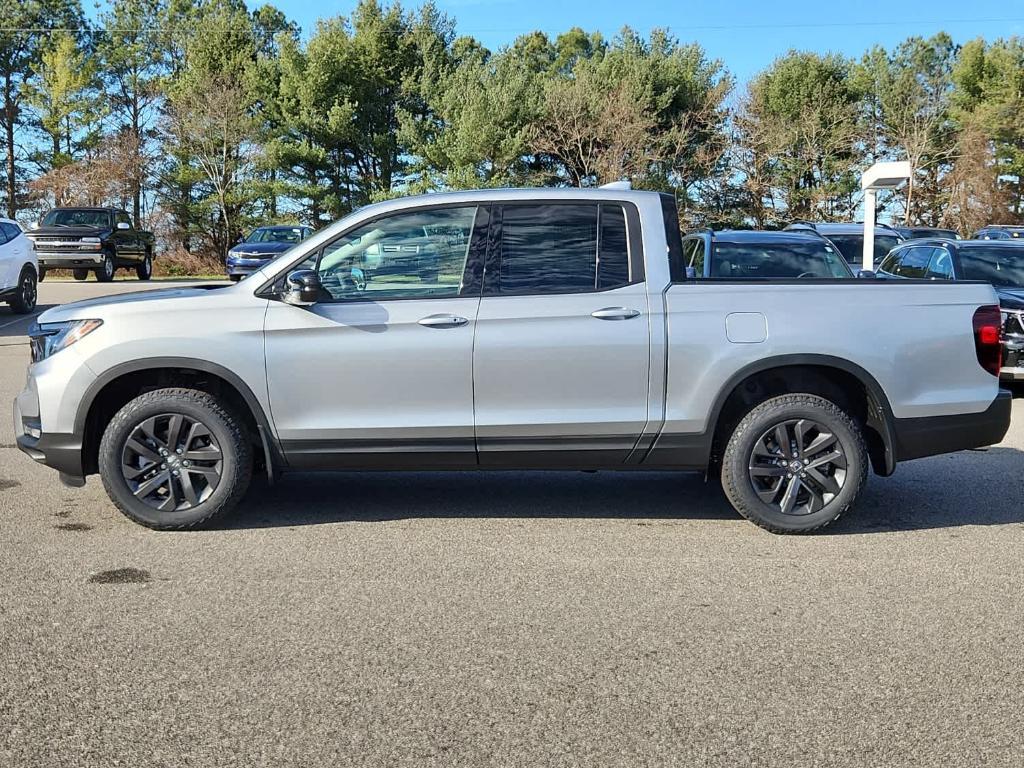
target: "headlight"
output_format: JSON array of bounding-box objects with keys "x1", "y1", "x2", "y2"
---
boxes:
[{"x1": 28, "y1": 319, "x2": 103, "y2": 363}]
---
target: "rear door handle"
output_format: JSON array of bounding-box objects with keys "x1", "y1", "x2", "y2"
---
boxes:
[
  {"x1": 591, "y1": 307, "x2": 641, "y2": 321},
  {"x1": 418, "y1": 314, "x2": 469, "y2": 329}
]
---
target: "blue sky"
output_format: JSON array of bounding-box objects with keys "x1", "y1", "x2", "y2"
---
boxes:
[{"x1": 251, "y1": 0, "x2": 1024, "y2": 83}]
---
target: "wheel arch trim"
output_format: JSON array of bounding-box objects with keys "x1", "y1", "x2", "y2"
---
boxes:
[
  {"x1": 76, "y1": 357, "x2": 282, "y2": 469},
  {"x1": 646, "y1": 354, "x2": 898, "y2": 475}
]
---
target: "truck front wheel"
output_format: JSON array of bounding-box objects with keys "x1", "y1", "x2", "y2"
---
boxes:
[
  {"x1": 720, "y1": 394, "x2": 868, "y2": 534},
  {"x1": 98, "y1": 388, "x2": 253, "y2": 529},
  {"x1": 95, "y1": 252, "x2": 116, "y2": 282}
]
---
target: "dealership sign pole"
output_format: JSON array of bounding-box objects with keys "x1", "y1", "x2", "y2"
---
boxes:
[{"x1": 861, "y1": 161, "x2": 911, "y2": 273}]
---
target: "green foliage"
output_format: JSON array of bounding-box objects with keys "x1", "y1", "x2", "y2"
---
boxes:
[
  {"x1": 952, "y1": 37, "x2": 1024, "y2": 215},
  {"x1": 4, "y1": 0, "x2": 1024, "y2": 251},
  {"x1": 740, "y1": 51, "x2": 863, "y2": 220}
]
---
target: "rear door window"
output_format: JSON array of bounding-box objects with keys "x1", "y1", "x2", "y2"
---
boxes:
[
  {"x1": 0, "y1": 222, "x2": 20, "y2": 243},
  {"x1": 597, "y1": 204, "x2": 630, "y2": 289},
  {"x1": 493, "y1": 204, "x2": 598, "y2": 294},
  {"x1": 926, "y1": 248, "x2": 954, "y2": 280}
]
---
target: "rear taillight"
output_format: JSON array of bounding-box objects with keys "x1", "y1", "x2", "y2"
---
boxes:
[{"x1": 973, "y1": 305, "x2": 1003, "y2": 377}]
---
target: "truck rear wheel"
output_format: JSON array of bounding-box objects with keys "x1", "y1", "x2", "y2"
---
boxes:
[
  {"x1": 7, "y1": 266, "x2": 37, "y2": 314},
  {"x1": 720, "y1": 394, "x2": 868, "y2": 534},
  {"x1": 73, "y1": 269, "x2": 88, "y2": 281},
  {"x1": 98, "y1": 388, "x2": 253, "y2": 529},
  {"x1": 136, "y1": 251, "x2": 153, "y2": 281}
]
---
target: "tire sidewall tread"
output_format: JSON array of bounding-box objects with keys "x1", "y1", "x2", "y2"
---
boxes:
[
  {"x1": 721, "y1": 393, "x2": 869, "y2": 534},
  {"x1": 98, "y1": 388, "x2": 253, "y2": 530}
]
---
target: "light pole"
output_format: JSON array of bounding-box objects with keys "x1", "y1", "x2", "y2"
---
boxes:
[{"x1": 861, "y1": 161, "x2": 911, "y2": 273}]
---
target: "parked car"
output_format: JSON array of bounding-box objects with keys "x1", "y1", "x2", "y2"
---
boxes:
[
  {"x1": 892, "y1": 226, "x2": 960, "y2": 241},
  {"x1": 974, "y1": 225, "x2": 1024, "y2": 240},
  {"x1": 226, "y1": 225, "x2": 313, "y2": 281},
  {"x1": 785, "y1": 221, "x2": 905, "y2": 268},
  {"x1": 877, "y1": 238, "x2": 1024, "y2": 382},
  {"x1": 15, "y1": 187, "x2": 1010, "y2": 534},
  {"x1": 682, "y1": 229, "x2": 853, "y2": 279},
  {"x1": 0, "y1": 218, "x2": 37, "y2": 314},
  {"x1": 25, "y1": 207, "x2": 155, "y2": 282}
]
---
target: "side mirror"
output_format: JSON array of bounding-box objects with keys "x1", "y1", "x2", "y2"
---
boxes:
[
  {"x1": 116, "y1": 221, "x2": 130, "y2": 230},
  {"x1": 857, "y1": 269, "x2": 877, "y2": 279},
  {"x1": 283, "y1": 269, "x2": 321, "y2": 306}
]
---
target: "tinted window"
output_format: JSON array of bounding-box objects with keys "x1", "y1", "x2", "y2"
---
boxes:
[
  {"x1": 0, "y1": 225, "x2": 10, "y2": 245},
  {"x1": 709, "y1": 241, "x2": 852, "y2": 279},
  {"x1": 958, "y1": 246, "x2": 1024, "y2": 288},
  {"x1": 41, "y1": 209, "x2": 111, "y2": 228},
  {"x1": 662, "y1": 194, "x2": 685, "y2": 281},
  {"x1": 827, "y1": 234, "x2": 902, "y2": 264},
  {"x1": 247, "y1": 226, "x2": 305, "y2": 244},
  {"x1": 317, "y1": 206, "x2": 478, "y2": 301},
  {"x1": 497, "y1": 204, "x2": 597, "y2": 294},
  {"x1": 2, "y1": 222, "x2": 21, "y2": 240},
  {"x1": 598, "y1": 204, "x2": 629, "y2": 289},
  {"x1": 878, "y1": 250, "x2": 902, "y2": 275},
  {"x1": 926, "y1": 248, "x2": 954, "y2": 279},
  {"x1": 894, "y1": 246, "x2": 932, "y2": 278}
]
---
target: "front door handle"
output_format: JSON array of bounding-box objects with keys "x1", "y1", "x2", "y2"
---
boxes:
[
  {"x1": 418, "y1": 314, "x2": 469, "y2": 329},
  {"x1": 591, "y1": 307, "x2": 640, "y2": 321}
]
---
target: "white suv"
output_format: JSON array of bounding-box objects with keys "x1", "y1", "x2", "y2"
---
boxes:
[{"x1": 0, "y1": 217, "x2": 37, "y2": 314}]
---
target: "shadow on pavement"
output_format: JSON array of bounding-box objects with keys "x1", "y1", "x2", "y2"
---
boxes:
[
  {"x1": 225, "y1": 470, "x2": 736, "y2": 530},
  {"x1": 223, "y1": 445, "x2": 1024, "y2": 535},
  {"x1": 0, "y1": 305, "x2": 56, "y2": 340}
]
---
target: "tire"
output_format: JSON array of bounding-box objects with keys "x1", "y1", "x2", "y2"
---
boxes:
[
  {"x1": 38, "y1": 268, "x2": 46, "y2": 282},
  {"x1": 7, "y1": 267, "x2": 37, "y2": 314},
  {"x1": 73, "y1": 269, "x2": 88, "y2": 281},
  {"x1": 95, "y1": 252, "x2": 116, "y2": 282},
  {"x1": 136, "y1": 251, "x2": 153, "y2": 281},
  {"x1": 720, "y1": 394, "x2": 868, "y2": 534},
  {"x1": 229, "y1": 275, "x2": 242, "y2": 283},
  {"x1": 98, "y1": 388, "x2": 253, "y2": 530}
]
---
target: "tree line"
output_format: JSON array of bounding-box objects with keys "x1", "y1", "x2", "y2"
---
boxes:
[{"x1": 3, "y1": 0, "x2": 1024, "y2": 262}]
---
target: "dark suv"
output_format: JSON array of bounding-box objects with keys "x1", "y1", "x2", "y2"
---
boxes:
[
  {"x1": 974, "y1": 225, "x2": 1024, "y2": 241},
  {"x1": 681, "y1": 229, "x2": 853, "y2": 279},
  {"x1": 876, "y1": 238, "x2": 1024, "y2": 381},
  {"x1": 893, "y1": 226, "x2": 960, "y2": 241},
  {"x1": 785, "y1": 222, "x2": 905, "y2": 269}
]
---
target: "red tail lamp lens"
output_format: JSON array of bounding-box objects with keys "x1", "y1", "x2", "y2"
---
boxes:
[{"x1": 973, "y1": 305, "x2": 1003, "y2": 377}]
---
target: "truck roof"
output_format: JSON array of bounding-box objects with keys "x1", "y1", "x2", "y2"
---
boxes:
[
  {"x1": 352, "y1": 187, "x2": 665, "y2": 213},
  {"x1": 705, "y1": 230, "x2": 834, "y2": 246},
  {"x1": 44, "y1": 206, "x2": 125, "y2": 213}
]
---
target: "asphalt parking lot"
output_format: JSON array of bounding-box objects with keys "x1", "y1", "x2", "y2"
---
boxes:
[{"x1": 2, "y1": 280, "x2": 1024, "y2": 767}]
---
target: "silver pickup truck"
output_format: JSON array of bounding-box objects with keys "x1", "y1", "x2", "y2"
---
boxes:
[{"x1": 14, "y1": 188, "x2": 1011, "y2": 533}]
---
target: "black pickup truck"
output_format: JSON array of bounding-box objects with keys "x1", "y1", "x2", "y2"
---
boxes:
[{"x1": 25, "y1": 207, "x2": 156, "y2": 282}]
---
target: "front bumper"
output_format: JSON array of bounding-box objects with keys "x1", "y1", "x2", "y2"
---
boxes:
[
  {"x1": 892, "y1": 389, "x2": 1013, "y2": 462},
  {"x1": 226, "y1": 257, "x2": 271, "y2": 277},
  {"x1": 1000, "y1": 337, "x2": 1024, "y2": 381},
  {"x1": 13, "y1": 395, "x2": 85, "y2": 479},
  {"x1": 35, "y1": 252, "x2": 104, "y2": 269}
]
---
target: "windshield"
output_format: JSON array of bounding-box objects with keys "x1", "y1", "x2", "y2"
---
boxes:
[
  {"x1": 826, "y1": 234, "x2": 902, "y2": 264},
  {"x1": 245, "y1": 227, "x2": 305, "y2": 244},
  {"x1": 41, "y1": 209, "x2": 110, "y2": 228},
  {"x1": 958, "y1": 247, "x2": 1024, "y2": 288},
  {"x1": 710, "y1": 241, "x2": 853, "y2": 279}
]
